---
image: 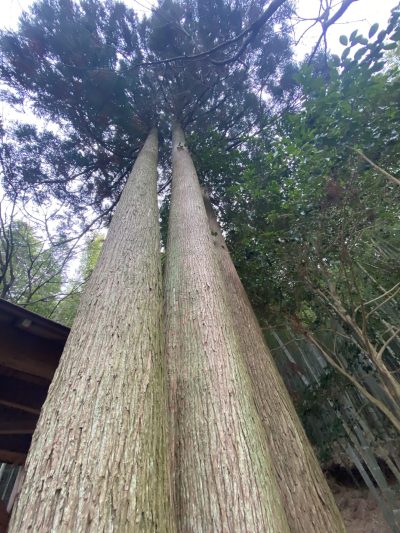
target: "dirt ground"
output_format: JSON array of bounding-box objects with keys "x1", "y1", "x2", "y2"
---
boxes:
[{"x1": 330, "y1": 481, "x2": 393, "y2": 533}]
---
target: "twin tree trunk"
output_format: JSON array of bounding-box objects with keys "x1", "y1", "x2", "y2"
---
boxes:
[
  {"x1": 164, "y1": 123, "x2": 289, "y2": 531},
  {"x1": 9, "y1": 124, "x2": 345, "y2": 532},
  {"x1": 202, "y1": 191, "x2": 345, "y2": 531},
  {"x1": 9, "y1": 129, "x2": 174, "y2": 532}
]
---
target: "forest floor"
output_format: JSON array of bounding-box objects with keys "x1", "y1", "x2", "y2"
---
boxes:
[{"x1": 329, "y1": 480, "x2": 392, "y2": 532}]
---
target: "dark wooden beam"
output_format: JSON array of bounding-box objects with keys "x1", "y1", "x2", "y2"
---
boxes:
[
  {"x1": 0, "y1": 434, "x2": 31, "y2": 464},
  {"x1": 0, "y1": 422, "x2": 37, "y2": 435},
  {"x1": 0, "y1": 298, "x2": 70, "y2": 342},
  {"x1": 0, "y1": 499, "x2": 9, "y2": 533},
  {"x1": 0, "y1": 405, "x2": 38, "y2": 436},
  {"x1": 0, "y1": 375, "x2": 48, "y2": 415},
  {"x1": 0, "y1": 449, "x2": 26, "y2": 465},
  {"x1": 0, "y1": 365, "x2": 49, "y2": 387},
  {"x1": 0, "y1": 324, "x2": 61, "y2": 379}
]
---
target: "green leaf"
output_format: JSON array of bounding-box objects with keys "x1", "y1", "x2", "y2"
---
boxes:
[
  {"x1": 354, "y1": 47, "x2": 367, "y2": 61},
  {"x1": 339, "y1": 35, "x2": 348, "y2": 46},
  {"x1": 341, "y1": 47, "x2": 350, "y2": 60},
  {"x1": 387, "y1": 22, "x2": 395, "y2": 34},
  {"x1": 383, "y1": 42, "x2": 398, "y2": 50},
  {"x1": 377, "y1": 30, "x2": 387, "y2": 42},
  {"x1": 368, "y1": 23, "x2": 379, "y2": 38},
  {"x1": 350, "y1": 29, "x2": 358, "y2": 42},
  {"x1": 390, "y1": 30, "x2": 400, "y2": 41}
]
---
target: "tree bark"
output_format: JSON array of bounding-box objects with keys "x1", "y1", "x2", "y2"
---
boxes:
[
  {"x1": 163, "y1": 121, "x2": 289, "y2": 532},
  {"x1": 202, "y1": 191, "x2": 346, "y2": 532},
  {"x1": 9, "y1": 129, "x2": 175, "y2": 532}
]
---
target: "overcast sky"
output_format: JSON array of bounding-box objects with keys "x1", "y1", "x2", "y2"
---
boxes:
[{"x1": 0, "y1": 0, "x2": 399, "y2": 55}]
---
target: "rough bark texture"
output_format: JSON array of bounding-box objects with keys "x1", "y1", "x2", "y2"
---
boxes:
[
  {"x1": 163, "y1": 122, "x2": 289, "y2": 532},
  {"x1": 9, "y1": 129, "x2": 175, "y2": 533},
  {"x1": 202, "y1": 191, "x2": 347, "y2": 532}
]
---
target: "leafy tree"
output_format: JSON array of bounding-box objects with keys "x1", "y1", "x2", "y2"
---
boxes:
[
  {"x1": 54, "y1": 233, "x2": 105, "y2": 325},
  {"x1": 1, "y1": 0, "x2": 151, "y2": 219},
  {"x1": 195, "y1": 9, "x2": 400, "y2": 431},
  {"x1": 0, "y1": 216, "x2": 63, "y2": 316}
]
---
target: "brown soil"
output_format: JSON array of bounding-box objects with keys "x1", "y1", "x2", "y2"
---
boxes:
[{"x1": 330, "y1": 481, "x2": 393, "y2": 533}]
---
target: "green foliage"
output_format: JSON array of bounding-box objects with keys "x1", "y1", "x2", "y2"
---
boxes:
[
  {"x1": 189, "y1": 7, "x2": 400, "y2": 451},
  {"x1": 297, "y1": 370, "x2": 348, "y2": 463},
  {"x1": 194, "y1": 14, "x2": 400, "y2": 319},
  {"x1": 82, "y1": 233, "x2": 104, "y2": 279},
  {"x1": 336, "y1": 5, "x2": 400, "y2": 72},
  {"x1": 0, "y1": 219, "x2": 62, "y2": 316},
  {"x1": 0, "y1": 0, "x2": 152, "y2": 216},
  {"x1": 1, "y1": 0, "x2": 295, "y2": 224},
  {"x1": 54, "y1": 233, "x2": 104, "y2": 326}
]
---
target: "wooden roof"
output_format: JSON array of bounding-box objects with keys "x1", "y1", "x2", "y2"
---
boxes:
[{"x1": 0, "y1": 299, "x2": 69, "y2": 464}]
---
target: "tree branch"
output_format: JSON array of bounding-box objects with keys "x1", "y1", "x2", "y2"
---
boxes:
[
  {"x1": 351, "y1": 148, "x2": 400, "y2": 186},
  {"x1": 136, "y1": 0, "x2": 288, "y2": 67},
  {"x1": 308, "y1": 0, "x2": 360, "y2": 63}
]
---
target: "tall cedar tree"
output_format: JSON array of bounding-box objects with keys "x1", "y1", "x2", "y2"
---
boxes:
[
  {"x1": 202, "y1": 190, "x2": 344, "y2": 531},
  {"x1": 8, "y1": 130, "x2": 175, "y2": 532},
  {"x1": 163, "y1": 122, "x2": 291, "y2": 531}
]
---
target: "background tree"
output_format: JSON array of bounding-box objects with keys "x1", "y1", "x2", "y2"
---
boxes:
[
  {"x1": 53, "y1": 232, "x2": 105, "y2": 325},
  {"x1": 8, "y1": 129, "x2": 175, "y2": 533},
  {"x1": 0, "y1": 189, "x2": 66, "y2": 316}
]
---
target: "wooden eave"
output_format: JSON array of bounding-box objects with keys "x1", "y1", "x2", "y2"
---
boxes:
[{"x1": 0, "y1": 299, "x2": 69, "y2": 465}]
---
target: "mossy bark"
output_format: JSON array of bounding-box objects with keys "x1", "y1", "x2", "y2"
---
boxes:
[
  {"x1": 163, "y1": 122, "x2": 289, "y2": 532},
  {"x1": 9, "y1": 129, "x2": 175, "y2": 533},
  {"x1": 203, "y1": 190, "x2": 346, "y2": 532}
]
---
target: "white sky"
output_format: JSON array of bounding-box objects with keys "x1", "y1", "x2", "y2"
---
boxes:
[{"x1": 0, "y1": 0, "x2": 398, "y2": 53}]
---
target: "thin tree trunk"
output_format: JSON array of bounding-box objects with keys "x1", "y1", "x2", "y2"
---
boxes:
[
  {"x1": 9, "y1": 129, "x2": 175, "y2": 532},
  {"x1": 202, "y1": 191, "x2": 346, "y2": 532},
  {"x1": 163, "y1": 121, "x2": 289, "y2": 532}
]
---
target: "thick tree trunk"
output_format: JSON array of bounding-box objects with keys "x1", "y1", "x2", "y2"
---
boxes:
[
  {"x1": 9, "y1": 129, "x2": 175, "y2": 532},
  {"x1": 163, "y1": 121, "x2": 289, "y2": 532},
  {"x1": 202, "y1": 191, "x2": 346, "y2": 532}
]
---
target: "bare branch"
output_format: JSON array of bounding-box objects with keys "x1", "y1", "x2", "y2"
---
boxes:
[
  {"x1": 304, "y1": 328, "x2": 400, "y2": 432},
  {"x1": 351, "y1": 148, "x2": 400, "y2": 186},
  {"x1": 308, "y1": 0, "x2": 360, "y2": 63},
  {"x1": 377, "y1": 327, "x2": 400, "y2": 360}
]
